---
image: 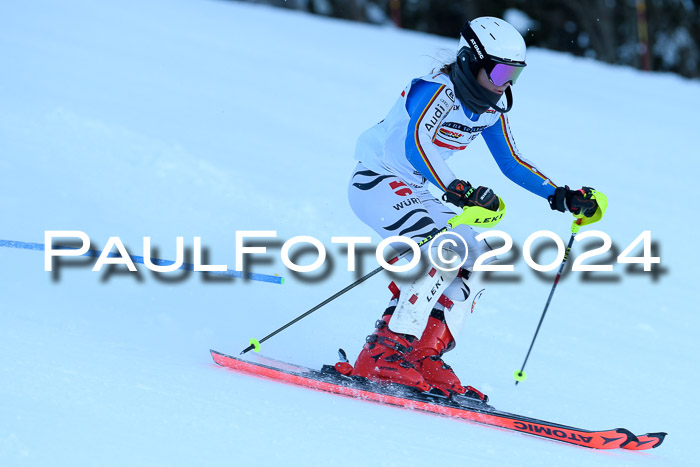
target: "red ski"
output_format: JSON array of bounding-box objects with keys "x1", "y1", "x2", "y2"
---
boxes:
[{"x1": 210, "y1": 350, "x2": 665, "y2": 450}]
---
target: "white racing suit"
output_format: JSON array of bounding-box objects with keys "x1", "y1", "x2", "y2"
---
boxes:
[{"x1": 349, "y1": 71, "x2": 558, "y2": 342}]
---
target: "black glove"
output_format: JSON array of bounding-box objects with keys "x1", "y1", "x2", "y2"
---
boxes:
[
  {"x1": 442, "y1": 179, "x2": 500, "y2": 211},
  {"x1": 548, "y1": 186, "x2": 598, "y2": 217}
]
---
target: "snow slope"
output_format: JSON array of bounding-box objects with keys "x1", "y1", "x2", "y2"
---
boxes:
[{"x1": 1, "y1": 0, "x2": 698, "y2": 465}]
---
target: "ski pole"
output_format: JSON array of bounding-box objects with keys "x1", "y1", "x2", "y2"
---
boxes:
[
  {"x1": 513, "y1": 218, "x2": 582, "y2": 385},
  {"x1": 240, "y1": 200, "x2": 507, "y2": 355},
  {"x1": 513, "y1": 189, "x2": 608, "y2": 384},
  {"x1": 239, "y1": 226, "x2": 448, "y2": 354}
]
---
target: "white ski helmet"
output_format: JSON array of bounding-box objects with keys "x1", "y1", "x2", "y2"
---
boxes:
[{"x1": 458, "y1": 17, "x2": 527, "y2": 86}]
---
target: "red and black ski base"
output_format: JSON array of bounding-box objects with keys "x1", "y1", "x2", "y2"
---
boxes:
[{"x1": 210, "y1": 349, "x2": 665, "y2": 450}]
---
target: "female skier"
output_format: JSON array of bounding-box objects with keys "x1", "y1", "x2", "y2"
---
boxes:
[{"x1": 343, "y1": 17, "x2": 600, "y2": 398}]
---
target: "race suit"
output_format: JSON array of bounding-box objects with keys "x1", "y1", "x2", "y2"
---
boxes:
[{"x1": 348, "y1": 71, "x2": 558, "y2": 339}]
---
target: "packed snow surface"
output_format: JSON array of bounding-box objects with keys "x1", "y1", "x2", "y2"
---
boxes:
[{"x1": 1, "y1": 0, "x2": 698, "y2": 465}]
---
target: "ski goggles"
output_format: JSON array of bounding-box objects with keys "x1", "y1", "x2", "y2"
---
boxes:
[
  {"x1": 460, "y1": 23, "x2": 526, "y2": 86},
  {"x1": 484, "y1": 60, "x2": 526, "y2": 86}
]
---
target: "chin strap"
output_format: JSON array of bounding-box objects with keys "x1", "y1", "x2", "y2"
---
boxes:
[
  {"x1": 494, "y1": 86, "x2": 513, "y2": 113},
  {"x1": 473, "y1": 80, "x2": 513, "y2": 113}
]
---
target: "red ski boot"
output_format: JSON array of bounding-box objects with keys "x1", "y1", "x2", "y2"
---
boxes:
[
  {"x1": 348, "y1": 295, "x2": 431, "y2": 392},
  {"x1": 406, "y1": 310, "x2": 487, "y2": 400}
]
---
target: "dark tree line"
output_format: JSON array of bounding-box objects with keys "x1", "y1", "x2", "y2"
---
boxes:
[{"x1": 241, "y1": 0, "x2": 700, "y2": 78}]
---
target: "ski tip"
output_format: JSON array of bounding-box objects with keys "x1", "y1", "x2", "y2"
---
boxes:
[
  {"x1": 646, "y1": 432, "x2": 667, "y2": 448},
  {"x1": 623, "y1": 432, "x2": 667, "y2": 450}
]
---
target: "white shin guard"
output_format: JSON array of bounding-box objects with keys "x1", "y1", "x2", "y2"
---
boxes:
[{"x1": 388, "y1": 242, "x2": 461, "y2": 338}]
